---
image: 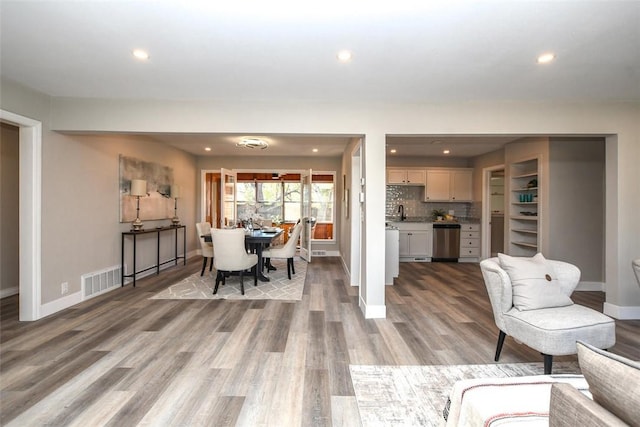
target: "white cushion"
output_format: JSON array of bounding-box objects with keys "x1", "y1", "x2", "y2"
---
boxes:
[{"x1": 498, "y1": 253, "x2": 573, "y2": 311}]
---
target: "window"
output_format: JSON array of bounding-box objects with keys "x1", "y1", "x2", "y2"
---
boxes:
[{"x1": 235, "y1": 172, "x2": 335, "y2": 240}]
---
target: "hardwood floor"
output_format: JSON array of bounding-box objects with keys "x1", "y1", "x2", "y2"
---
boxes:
[{"x1": 1, "y1": 258, "x2": 638, "y2": 426}]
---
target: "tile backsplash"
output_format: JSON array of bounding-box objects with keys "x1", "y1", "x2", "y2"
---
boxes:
[{"x1": 386, "y1": 185, "x2": 480, "y2": 220}]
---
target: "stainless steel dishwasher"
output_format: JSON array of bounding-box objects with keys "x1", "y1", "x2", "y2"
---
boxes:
[{"x1": 432, "y1": 223, "x2": 461, "y2": 262}]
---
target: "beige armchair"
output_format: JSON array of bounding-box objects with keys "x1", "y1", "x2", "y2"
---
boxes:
[{"x1": 480, "y1": 255, "x2": 616, "y2": 374}]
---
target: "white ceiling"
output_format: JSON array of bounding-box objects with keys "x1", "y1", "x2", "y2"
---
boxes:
[{"x1": 2, "y1": 1, "x2": 638, "y2": 157}]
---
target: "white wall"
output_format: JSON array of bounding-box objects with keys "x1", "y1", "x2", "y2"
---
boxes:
[{"x1": 2, "y1": 76, "x2": 639, "y2": 318}]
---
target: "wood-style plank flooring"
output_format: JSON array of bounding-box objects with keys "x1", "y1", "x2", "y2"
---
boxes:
[{"x1": 1, "y1": 258, "x2": 639, "y2": 426}]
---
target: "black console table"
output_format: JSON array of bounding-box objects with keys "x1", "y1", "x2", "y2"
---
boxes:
[{"x1": 121, "y1": 225, "x2": 186, "y2": 287}]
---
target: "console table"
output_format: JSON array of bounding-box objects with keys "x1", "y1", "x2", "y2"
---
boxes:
[{"x1": 121, "y1": 225, "x2": 186, "y2": 287}]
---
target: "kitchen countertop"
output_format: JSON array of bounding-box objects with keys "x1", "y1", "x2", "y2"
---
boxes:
[{"x1": 386, "y1": 216, "x2": 481, "y2": 224}]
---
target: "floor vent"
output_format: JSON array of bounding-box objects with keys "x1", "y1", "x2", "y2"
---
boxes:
[
  {"x1": 312, "y1": 250, "x2": 327, "y2": 256},
  {"x1": 82, "y1": 265, "x2": 121, "y2": 300}
]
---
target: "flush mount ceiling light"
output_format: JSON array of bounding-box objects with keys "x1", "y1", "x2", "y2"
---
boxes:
[
  {"x1": 537, "y1": 52, "x2": 555, "y2": 64},
  {"x1": 132, "y1": 49, "x2": 149, "y2": 60},
  {"x1": 236, "y1": 138, "x2": 269, "y2": 149},
  {"x1": 337, "y1": 50, "x2": 352, "y2": 62}
]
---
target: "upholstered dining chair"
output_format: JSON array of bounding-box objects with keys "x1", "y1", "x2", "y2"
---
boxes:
[
  {"x1": 211, "y1": 228, "x2": 258, "y2": 295},
  {"x1": 262, "y1": 221, "x2": 303, "y2": 280},
  {"x1": 633, "y1": 258, "x2": 640, "y2": 287},
  {"x1": 195, "y1": 222, "x2": 214, "y2": 276},
  {"x1": 480, "y1": 254, "x2": 616, "y2": 374}
]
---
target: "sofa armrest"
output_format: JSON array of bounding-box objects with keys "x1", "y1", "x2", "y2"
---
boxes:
[{"x1": 549, "y1": 383, "x2": 628, "y2": 426}]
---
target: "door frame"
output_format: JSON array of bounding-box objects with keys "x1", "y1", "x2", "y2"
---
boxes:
[
  {"x1": 481, "y1": 164, "x2": 505, "y2": 260},
  {"x1": 1, "y1": 109, "x2": 42, "y2": 321}
]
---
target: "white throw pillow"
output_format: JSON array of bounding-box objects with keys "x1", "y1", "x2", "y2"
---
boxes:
[{"x1": 498, "y1": 253, "x2": 573, "y2": 311}]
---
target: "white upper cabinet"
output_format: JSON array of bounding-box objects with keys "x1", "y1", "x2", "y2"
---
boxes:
[
  {"x1": 386, "y1": 168, "x2": 426, "y2": 185},
  {"x1": 424, "y1": 169, "x2": 473, "y2": 201}
]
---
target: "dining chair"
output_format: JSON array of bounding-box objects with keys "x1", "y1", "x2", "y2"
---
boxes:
[
  {"x1": 195, "y1": 222, "x2": 214, "y2": 276},
  {"x1": 262, "y1": 221, "x2": 303, "y2": 280},
  {"x1": 211, "y1": 228, "x2": 258, "y2": 295}
]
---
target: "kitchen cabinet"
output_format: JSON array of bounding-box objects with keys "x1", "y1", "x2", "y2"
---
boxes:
[
  {"x1": 387, "y1": 168, "x2": 425, "y2": 185},
  {"x1": 508, "y1": 157, "x2": 539, "y2": 256},
  {"x1": 459, "y1": 223, "x2": 480, "y2": 262},
  {"x1": 424, "y1": 169, "x2": 473, "y2": 201},
  {"x1": 389, "y1": 222, "x2": 433, "y2": 261}
]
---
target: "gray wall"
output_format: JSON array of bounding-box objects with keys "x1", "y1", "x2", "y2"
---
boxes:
[
  {"x1": 1, "y1": 123, "x2": 19, "y2": 296},
  {"x1": 2, "y1": 75, "x2": 638, "y2": 317},
  {"x1": 548, "y1": 137, "x2": 605, "y2": 281}
]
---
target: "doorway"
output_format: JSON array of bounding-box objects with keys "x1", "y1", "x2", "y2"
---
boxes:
[
  {"x1": 0, "y1": 109, "x2": 42, "y2": 321},
  {"x1": 482, "y1": 165, "x2": 505, "y2": 259}
]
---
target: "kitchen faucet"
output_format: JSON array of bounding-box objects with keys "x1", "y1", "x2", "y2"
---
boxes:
[{"x1": 398, "y1": 204, "x2": 407, "y2": 221}]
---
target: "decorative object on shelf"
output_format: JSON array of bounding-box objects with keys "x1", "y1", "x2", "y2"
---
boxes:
[
  {"x1": 130, "y1": 179, "x2": 147, "y2": 231},
  {"x1": 527, "y1": 178, "x2": 538, "y2": 188},
  {"x1": 171, "y1": 185, "x2": 181, "y2": 225}
]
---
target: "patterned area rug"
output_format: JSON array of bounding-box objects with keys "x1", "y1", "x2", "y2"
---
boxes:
[
  {"x1": 150, "y1": 257, "x2": 307, "y2": 300},
  {"x1": 349, "y1": 362, "x2": 581, "y2": 427}
]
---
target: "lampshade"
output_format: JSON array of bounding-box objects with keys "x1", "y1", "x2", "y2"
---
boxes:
[
  {"x1": 130, "y1": 179, "x2": 147, "y2": 197},
  {"x1": 171, "y1": 185, "x2": 182, "y2": 198}
]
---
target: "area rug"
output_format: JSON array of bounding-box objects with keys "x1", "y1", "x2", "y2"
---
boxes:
[
  {"x1": 150, "y1": 257, "x2": 307, "y2": 300},
  {"x1": 349, "y1": 361, "x2": 581, "y2": 427}
]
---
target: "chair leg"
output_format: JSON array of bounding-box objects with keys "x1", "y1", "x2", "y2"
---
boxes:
[
  {"x1": 209, "y1": 257, "x2": 214, "y2": 271},
  {"x1": 543, "y1": 354, "x2": 553, "y2": 375},
  {"x1": 213, "y1": 271, "x2": 223, "y2": 294},
  {"x1": 253, "y1": 265, "x2": 258, "y2": 287},
  {"x1": 290, "y1": 258, "x2": 295, "y2": 275},
  {"x1": 239, "y1": 271, "x2": 245, "y2": 295},
  {"x1": 287, "y1": 258, "x2": 292, "y2": 280},
  {"x1": 201, "y1": 257, "x2": 207, "y2": 276},
  {"x1": 495, "y1": 330, "x2": 507, "y2": 362}
]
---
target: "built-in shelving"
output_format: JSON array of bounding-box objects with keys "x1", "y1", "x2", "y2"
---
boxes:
[{"x1": 508, "y1": 157, "x2": 540, "y2": 256}]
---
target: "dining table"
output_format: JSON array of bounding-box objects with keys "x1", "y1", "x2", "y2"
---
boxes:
[{"x1": 204, "y1": 228, "x2": 284, "y2": 282}]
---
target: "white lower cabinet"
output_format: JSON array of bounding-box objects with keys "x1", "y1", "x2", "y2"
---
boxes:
[
  {"x1": 390, "y1": 222, "x2": 433, "y2": 262},
  {"x1": 459, "y1": 223, "x2": 480, "y2": 262}
]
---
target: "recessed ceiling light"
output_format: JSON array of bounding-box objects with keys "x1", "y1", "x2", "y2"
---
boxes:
[
  {"x1": 132, "y1": 49, "x2": 149, "y2": 60},
  {"x1": 337, "y1": 50, "x2": 352, "y2": 62},
  {"x1": 312, "y1": 148, "x2": 319, "y2": 153},
  {"x1": 537, "y1": 53, "x2": 555, "y2": 64},
  {"x1": 443, "y1": 149, "x2": 450, "y2": 154},
  {"x1": 204, "y1": 147, "x2": 211, "y2": 151},
  {"x1": 390, "y1": 149, "x2": 397, "y2": 154}
]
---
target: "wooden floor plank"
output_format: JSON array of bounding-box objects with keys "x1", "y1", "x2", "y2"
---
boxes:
[{"x1": 1, "y1": 257, "x2": 638, "y2": 426}]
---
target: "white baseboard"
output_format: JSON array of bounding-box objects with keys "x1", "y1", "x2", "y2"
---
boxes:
[
  {"x1": 40, "y1": 291, "x2": 83, "y2": 319},
  {"x1": 576, "y1": 281, "x2": 605, "y2": 291},
  {"x1": 0, "y1": 287, "x2": 19, "y2": 298},
  {"x1": 359, "y1": 295, "x2": 386, "y2": 319},
  {"x1": 603, "y1": 302, "x2": 640, "y2": 320}
]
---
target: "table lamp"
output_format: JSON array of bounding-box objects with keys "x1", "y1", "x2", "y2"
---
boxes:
[
  {"x1": 130, "y1": 179, "x2": 147, "y2": 231},
  {"x1": 171, "y1": 185, "x2": 181, "y2": 225}
]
